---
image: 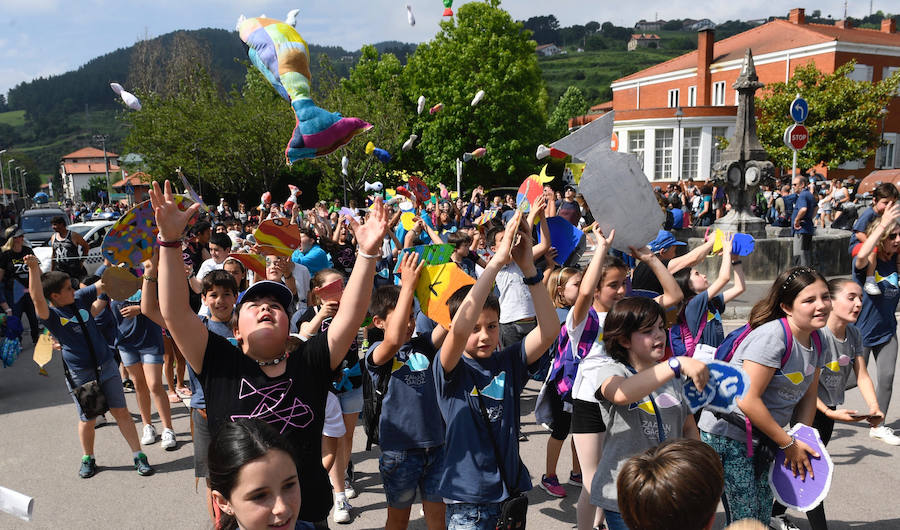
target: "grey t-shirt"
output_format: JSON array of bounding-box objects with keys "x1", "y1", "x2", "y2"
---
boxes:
[
  {"x1": 817, "y1": 325, "x2": 862, "y2": 407},
  {"x1": 698, "y1": 319, "x2": 825, "y2": 442},
  {"x1": 589, "y1": 359, "x2": 691, "y2": 512}
]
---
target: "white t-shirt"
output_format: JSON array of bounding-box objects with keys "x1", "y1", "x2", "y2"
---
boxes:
[
  {"x1": 495, "y1": 262, "x2": 535, "y2": 324},
  {"x1": 569, "y1": 309, "x2": 609, "y2": 403},
  {"x1": 197, "y1": 258, "x2": 225, "y2": 281}
]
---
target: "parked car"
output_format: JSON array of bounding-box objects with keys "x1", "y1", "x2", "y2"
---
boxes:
[
  {"x1": 34, "y1": 220, "x2": 115, "y2": 275},
  {"x1": 21, "y1": 207, "x2": 67, "y2": 248}
]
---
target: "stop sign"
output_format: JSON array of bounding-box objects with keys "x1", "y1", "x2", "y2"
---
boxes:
[{"x1": 788, "y1": 124, "x2": 809, "y2": 150}]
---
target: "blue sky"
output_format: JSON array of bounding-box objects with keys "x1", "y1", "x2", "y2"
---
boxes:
[{"x1": 0, "y1": 1, "x2": 880, "y2": 98}]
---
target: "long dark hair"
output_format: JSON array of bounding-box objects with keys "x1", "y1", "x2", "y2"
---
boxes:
[
  {"x1": 603, "y1": 297, "x2": 666, "y2": 365},
  {"x1": 748, "y1": 267, "x2": 827, "y2": 329},
  {"x1": 207, "y1": 419, "x2": 298, "y2": 530},
  {"x1": 672, "y1": 268, "x2": 698, "y2": 302}
]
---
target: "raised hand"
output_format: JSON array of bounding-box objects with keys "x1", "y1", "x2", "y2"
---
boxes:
[
  {"x1": 722, "y1": 231, "x2": 734, "y2": 258},
  {"x1": 629, "y1": 245, "x2": 656, "y2": 263},
  {"x1": 527, "y1": 195, "x2": 547, "y2": 226},
  {"x1": 398, "y1": 252, "x2": 424, "y2": 287},
  {"x1": 679, "y1": 356, "x2": 710, "y2": 391},
  {"x1": 350, "y1": 198, "x2": 389, "y2": 255},
  {"x1": 149, "y1": 180, "x2": 200, "y2": 242},
  {"x1": 491, "y1": 210, "x2": 522, "y2": 268}
]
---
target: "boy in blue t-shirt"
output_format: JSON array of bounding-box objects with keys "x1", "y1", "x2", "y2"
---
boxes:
[
  {"x1": 366, "y1": 253, "x2": 448, "y2": 529},
  {"x1": 433, "y1": 211, "x2": 559, "y2": 529},
  {"x1": 26, "y1": 255, "x2": 153, "y2": 479}
]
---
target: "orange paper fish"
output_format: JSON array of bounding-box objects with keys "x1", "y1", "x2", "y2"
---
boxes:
[
  {"x1": 415, "y1": 263, "x2": 475, "y2": 328},
  {"x1": 254, "y1": 218, "x2": 301, "y2": 257},
  {"x1": 228, "y1": 253, "x2": 267, "y2": 279}
]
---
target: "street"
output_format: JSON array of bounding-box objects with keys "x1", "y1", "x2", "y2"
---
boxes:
[{"x1": 1, "y1": 326, "x2": 899, "y2": 529}]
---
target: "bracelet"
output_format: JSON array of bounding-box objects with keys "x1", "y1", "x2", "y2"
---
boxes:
[
  {"x1": 143, "y1": 276, "x2": 157, "y2": 283},
  {"x1": 731, "y1": 260, "x2": 742, "y2": 265},
  {"x1": 156, "y1": 236, "x2": 182, "y2": 248},
  {"x1": 778, "y1": 436, "x2": 796, "y2": 450},
  {"x1": 358, "y1": 250, "x2": 380, "y2": 260}
]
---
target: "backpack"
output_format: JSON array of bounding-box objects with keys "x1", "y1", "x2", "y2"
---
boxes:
[
  {"x1": 668, "y1": 308, "x2": 708, "y2": 358},
  {"x1": 548, "y1": 307, "x2": 601, "y2": 402},
  {"x1": 714, "y1": 317, "x2": 822, "y2": 366},
  {"x1": 360, "y1": 361, "x2": 389, "y2": 451}
]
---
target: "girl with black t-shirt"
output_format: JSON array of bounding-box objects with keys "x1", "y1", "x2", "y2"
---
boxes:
[{"x1": 0, "y1": 226, "x2": 39, "y2": 342}]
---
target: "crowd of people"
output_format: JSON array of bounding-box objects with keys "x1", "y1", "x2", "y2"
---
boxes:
[{"x1": 16, "y1": 173, "x2": 900, "y2": 530}]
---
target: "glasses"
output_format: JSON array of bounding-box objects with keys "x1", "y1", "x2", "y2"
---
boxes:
[{"x1": 889, "y1": 233, "x2": 900, "y2": 240}]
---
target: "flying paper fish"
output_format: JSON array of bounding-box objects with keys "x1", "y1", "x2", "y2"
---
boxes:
[
  {"x1": 365, "y1": 141, "x2": 392, "y2": 163},
  {"x1": 285, "y1": 8, "x2": 299, "y2": 27},
  {"x1": 406, "y1": 4, "x2": 416, "y2": 26},
  {"x1": 237, "y1": 16, "x2": 372, "y2": 163},
  {"x1": 471, "y1": 89, "x2": 485, "y2": 106},
  {"x1": 463, "y1": 148, "x2": 486, "y2": 162},
  {"x1": 402, "y1": 134, "x2": 418, "y2": 152},
  {"x1": 229, "y1": 253, "x2": 267, "y2": 279},
  {"x1": 254, "y1": 218, "x2": 301, "y2": 257},
  {"x1": 516, "y1": 165, "x2": 554, "y2": 212},
  {"x1": 259, "y1": 191, "x2": 272, "y2": 212},
  {"x1": 110, "y1": 82, "x2": 141, "y2": 111},
  {"x1": 474, "y1": 208, "x2": 499, "y2": 225},
  {"x1": 33, "y1": 328, "x2": 53, "y2": 376},
  {"x1": 313, "y1": 278, "x2": 343, "y2": 303},
  {"x1": 536, "y1": 144, "x2": 568, "y2": 160},
  {"x1": 284, "y1": 184, "x2": 301, "y2": 210},
  {"x1": 341, "y1": 156, "x2": 349, "y2": 176},
  {"x1": 176, "y1": 168, "x2": 209, "y2": 212},
  {"x1": 417, "y1": 95, "x2": 426, "y2": 115},
  {"x1": 415, "y1": 263, "x2": 475, "y2": 327},
  {"x1": 470, "y1": 372, "x2": 505, "y2": 400},
  {"x1": 364, "y1": 181, "x2": 383, "y2": 193},
  {"x1": 407, "y1": 175, "x2": 431, "y2": 202},
  {"x1": 392, "y1": 352, "x2": 429, "y2": 373},
  {"x1": 438, "y1": 183, "x2": 450, "y2": 200},
  {"x1": 442, "y1": 0, "x2": 453, "y2": 17},
  {"x1": 429, "y1": 103, "x2": 444, "y2": 115}
]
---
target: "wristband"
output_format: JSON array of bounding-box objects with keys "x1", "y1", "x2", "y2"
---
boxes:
[
  {"x1": 522, "y1": 272, "x2": 542, "y2": 286},
  {"x1": 731, "y1": 260, "x2": 742, "y2": 265},
  {"x1": 156, "y1": 236, "x2": 182, "y2": 248},
  {"x1": 143, "y1": 276, "x2": 158, "y2": 283},
  {"x1": 358, "y1": 250, "x2": 380, "y2": 260},
  {"x1": 778, "y1": 436, "x2": 796, "y2": 450}
]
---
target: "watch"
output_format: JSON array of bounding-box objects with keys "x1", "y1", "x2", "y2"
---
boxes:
[
  {"x1": 522, "y1": 272, "x2": 542, "y2": 286},
  {"x1": 668, "y1": 357, "x2": 682, "y2": 378}
]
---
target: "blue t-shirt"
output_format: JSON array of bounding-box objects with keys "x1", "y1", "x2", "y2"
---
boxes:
[
  {"x1": 854, "y1": 257, "x2": 900, "y2": 347},
  {"x1": 792, "y1": 190, "x2": 817, "y2": 234},
  {"x1": 433, "y1": 342, "x2": 532, "y2": 503},
  {"x1": 366, "y1": 334, "x2": 444, "y2": 451},
  {"x1": 849, "y1": 206, "x2": 877, "y2": 252},
  {"x1": 110, "y1": 296, "x2": 164, "y2": 355},
  {"x1": 188, "y1": 317, "x2": 234, "y2": 409},
  {"x1": 93, "y1": 294, "x2": 119, "y2": 348},
  {"x1": 669, "y1": 292, "x2": 725, "y2": 356},
  {"x1": 291, "y1": 245, "x2": 332, "y2": 275},
  {"x1": 40, "y1": 285, "x2": 114, "y2": 376}
]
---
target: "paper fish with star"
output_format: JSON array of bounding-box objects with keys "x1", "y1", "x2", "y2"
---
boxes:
[
  {"x1": 516, "y1": 165, "x2": 554, "y2": 212},
  {"x1": 415, "y1": 263, "x2": 475, "y2": 328},
  {"x1": 470, "y1": 372, "x2": 506, "y2": 400}
]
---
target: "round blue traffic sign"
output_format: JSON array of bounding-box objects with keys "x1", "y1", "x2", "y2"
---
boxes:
[{"x1": 790, "y1": 96, "x2": 809, "y2": 123}]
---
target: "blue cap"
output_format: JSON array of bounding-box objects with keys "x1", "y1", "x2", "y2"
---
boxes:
[
  {"x1": 648, "y1": 230, "x2": 686, "y2": 253},
  {"x1": 237, "y1": 280, "x2": 293, "y2": 310}
]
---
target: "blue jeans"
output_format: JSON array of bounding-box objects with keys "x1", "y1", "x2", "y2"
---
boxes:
[
  {"x1": 604, "y1": 511, "x2": 628, "y2": 530},
  {"x1": 446, "y1": 502, "x2": 502, "y2": 530},
  {"x1": 380, "y1": 446, "x2": 445, "y2": 508}
]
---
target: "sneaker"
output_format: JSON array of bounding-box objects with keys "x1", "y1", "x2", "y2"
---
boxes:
[
  {"x1": 333, "y1": 499, "x2": 351, "y2": 524},
  {"x1": 79, "y1": 456, "x2": 97, "y2": 479},
  {"x1": 518, "y1": 431, "x2": 529, "y2": 442},
  {"x1": 769, "y1": 514, "x2": 800, "y2": 530},
  {"x1": 122, "y1": 379, "x2": 135, "y2": 393},
  {"x1": 160, "y1": 428, "x2": 177, "y2": 450},
  {"x1": 568, "y1": 471, "x2": 583, "y2": 486},
  {"x1": 134, "y1": 452, "x2": 154, "y2": 476},
  {"x1": 870, "y1": 425, "x2": 900, "y2": 446},
  {"x1": 539, "y1": 474, "x2": 567, "y2": 498},
  {"x1": 94, "y1": 414, "x2": 107, "y2": 427},
  {"x1": 141, "y1": 423, "x2": 157, "y2": 445},
  {"x1": 344, "y1": 479, "x2": 357, "y2": 499},
  {"x1": 864, "y1": 280, "x2": 882, "y2": 296}
]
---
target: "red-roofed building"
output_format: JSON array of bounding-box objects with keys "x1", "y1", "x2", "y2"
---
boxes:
[
  {"x1": 60, "y1": 146, "x2": 121, "y2": 200},
  {"x1": 628, "y1": 34, "x2": 661, "y2": 51},
  {"x1": 577, "y1": 9, "x2": 900, "y2": 182},
  {"x1": 112, "y1": 171, "x2": 154, "y2": 203}
]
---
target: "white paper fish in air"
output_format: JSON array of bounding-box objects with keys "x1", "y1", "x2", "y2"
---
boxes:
[
  {"x1": 471, "y1": 89, "x2": 485, "y2": 107},
  {"x1": 417, "y1": 95, "x2": 426, "y2": 115},
  {"x1": 402, "y1": 134, "x2": 418, "y2": 152},
  {"x1": 285, "y1": 9, "x2": 300, "y2": 27},
  {"x1": 406, "y1": 4, "x2": 416, "y2": 26},
  {"x1": 110, "y1": 82, "x2": 141, "y2": 110}
]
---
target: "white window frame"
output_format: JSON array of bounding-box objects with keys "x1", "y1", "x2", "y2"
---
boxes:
[
  {"x1": 628, "y1": 130, "x2": 645, "y2": 169},
  {"x1": 710, "y1": 126, "x2": 728, "y2": 173},
  {"x1": 877, "y1": 133, "x2": 897, "y2": 169},
  {"x1": 668, "y1": 89, "x2": 680, "y2": 108},
  {"x1": 654, "y1": 129, "x2": 673, "y2": 180},
  {"x1": 687, "y1": 86, "x2": 697, "y2": 107},
  {"x1": 681, "y1": 128, "x2": 702, "y2": 180},
  {"x1": 847, "y1": 64, "x2": 873, "y2": 82},
  {"x1": 712, "y1": 81, "x2": 726, "y2": 106}
]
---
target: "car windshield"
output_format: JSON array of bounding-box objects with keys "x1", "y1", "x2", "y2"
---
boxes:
[
  {"x1": 21, "y1": 214, "x2": 61, "y2": 233},
  {"x1": 68, "y1": 225, "x2": 94, "y2": 237}
]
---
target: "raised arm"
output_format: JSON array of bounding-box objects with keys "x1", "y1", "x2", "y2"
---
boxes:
[
  {"x1": 631, "y1": 246, "x2": 683, "y2": 309},
  {"x1": 26, "y1": 255, "x2": 50, "y2": 320},
  {"x1": 570, "y1": 229, "x2": 614, "y2": 328},
  {"x1": 601, "y1": 356, "x2": 708, "y2": 405},
  {"x1": 139, "y1": 252, "x2": 168, "y2": 328},
  {"x1": 668, "y1": 238, "x2": 714, "y2": 275},
  {"x1": 326, "y1": 199, "x2": 389, "y2": 370},
  {"x1": 514, "y1": 217, "x2": 560, "y2": 363},
  {"x1": 706, "y1": 232, "x2": 735, "y2": 300},
  {"x1": 855, "y1": 203, "x2": 900, "y2": 270},
  {"x1": 150, "y1": 180, "x2": 208, "y2": 373},
  {"x1": 370, "y1": 253, "x2": 422, "y2": 366}
]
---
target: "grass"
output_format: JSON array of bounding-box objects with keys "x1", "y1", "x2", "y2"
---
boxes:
[{"x1": 0, "y1": 110, "x2": 26, "y2": 128}]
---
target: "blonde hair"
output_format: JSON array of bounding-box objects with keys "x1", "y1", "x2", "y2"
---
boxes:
[
  {"x1": 548, "y1": 267, "x2": 581, "y2": 308},
  {"x1": 867, "y1": 216, "x2": 900, "y2": 253}
]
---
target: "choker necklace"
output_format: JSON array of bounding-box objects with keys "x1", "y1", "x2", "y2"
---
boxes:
[{"x1": 257, "y1": 352, "x2": 289, "y2": 367}]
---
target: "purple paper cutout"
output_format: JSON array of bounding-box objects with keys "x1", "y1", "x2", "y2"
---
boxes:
[{"x1": 769, "y1": 424, "x2": 834, "y2": 512}]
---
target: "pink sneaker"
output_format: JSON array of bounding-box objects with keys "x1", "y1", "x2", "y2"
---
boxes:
[{"x1": 539, "y1": 474, "x2": 567, "y2": 498}]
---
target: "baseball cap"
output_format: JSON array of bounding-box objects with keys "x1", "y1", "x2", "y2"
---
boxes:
[
  {"x1": 237, "y1": 280, "x2": 293, "y2": 310},
  {"x1": 648, "y1": 230, "x2": 687, "y2": 253},
  {"x1": 5, "y1": 226, "x2": 24, "y2": 239}
]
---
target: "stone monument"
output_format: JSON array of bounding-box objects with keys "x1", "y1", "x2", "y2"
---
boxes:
[{"x1": 712, "y1": 49, "x2": 774, "y2": 237}]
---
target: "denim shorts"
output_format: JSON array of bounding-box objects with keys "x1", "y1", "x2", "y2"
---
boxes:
[
  {"x1": 337, "y1": 385, "x2": 363, "y2": 414},
  {"x1": 67, "y1": 359, "x2": 127, "y2": 421},
  {"x1": 445, "y1": 501, "x2": 502, "y2": 530},
  {"x1": 379, "y1": 446, "x2": 445, "y2": 508},
  {"x1": 119, "y1": 348, "x2": 164, "y2": 367}
]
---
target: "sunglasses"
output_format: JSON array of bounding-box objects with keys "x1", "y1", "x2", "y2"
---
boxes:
[{"x1": 889, "y1": 232, "x2": 900, "y2": 240}]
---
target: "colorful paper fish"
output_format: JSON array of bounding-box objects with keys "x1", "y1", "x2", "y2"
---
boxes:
[
  {"x1": 470, "y1": 372, "x2": 505, "y2": 400},
  {"x1": 313, "y1": 279, "x2": 343, "y2": 303},
  {"x1": 442, "y1": 0, "x2": 453, "y2": 17},
  {"x1": 407, "y1": 175, "x2": 431, "y2": 202},
  {"x1": 228, "y1": 253, "x2": 267, "y2": 279},
  {"x1": 516, "y1": 165, "x2": 553, "y2": 212},
  {"x1": 254, "y1": 218, "x2": 301, "y2": 257},
  {"x1": 415, "y1": 263, "x2": 476, "y2": 328},
  {"x1": 429, "y1": 103, "x2": 444, "y2": 115},
  {"x1": 536, "y1": 144, "x2": 569, "y2": 160},
  {"x1": 237, "y1": 16, "x2": 372, "y2": 163},
  {"x1": 102, "y1": 196, "x2": 197, "y2": 268},
  {"x1": 365, "y1": 141, "x2": 392, "y2": 163},
  {"x1": 463, "y1": 148, "x2": 486, "y2": 162},
  {"x1": 394, "y1": 244, "x2": 454, "y2": 273},
  {"x1": 474, "y1": 208, "x2": 499, "y2": 226}
]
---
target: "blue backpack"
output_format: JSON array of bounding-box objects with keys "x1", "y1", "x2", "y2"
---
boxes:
[{"x1": 714, "y1": 317, "x2": 822, "y2": 366}]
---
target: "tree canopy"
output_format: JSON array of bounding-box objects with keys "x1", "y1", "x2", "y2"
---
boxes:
[
  {"x1": 547, "y1": 86, "x2": 588, "y2": 138},
  {"x1": 756, "y1": 61, "x2": 900, "y2": 170}
]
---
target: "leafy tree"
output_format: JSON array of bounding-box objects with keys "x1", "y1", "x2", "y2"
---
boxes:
[
  {"x1": 0, "y1": 94, "x2": 7, "y2": 112},
  {"x1": 81, "y1": 176, "x2": 108, "y2": 202},
  {"x1": 521, "y1": 15, "x2": 560, "y2": 45},
  {"x1": 756, "y1": 61, "x2": 900, "y2": 170},
  {"x1": 585, "y1": 21, "x2": 601, "y2": 34},
  {"x1": 403, "y1": 0, "x2": 549, "y2": 189},
  {"x1": 662, "y1": 19, "x2": 684, "y2": 31},
  {"x1": 547, "y1": 86, "x2": 589, "y2": 138}
]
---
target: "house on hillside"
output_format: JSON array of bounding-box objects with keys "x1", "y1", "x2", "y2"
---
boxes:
[
  {"x1": 60, "y1": 147, "x2": 121, "y2": 201},
  {"x1": 628, "y1": 34, "x2": 661, "y2": 51},
  {"x1": 571, "y1": 8, "x2": 900, "y2": 182},
  {"x1": 689, "y1": 19, "x2": 716, "y2": 31},
  {"x1": 112, "y1": 171, "x2": 153, "y2": 204},
  {"x1": 635, "y1": 19, "x2": 666, "y2": 32},
  {"x1": 536, "y1": 43, "x2": 562, "y2": 57}
]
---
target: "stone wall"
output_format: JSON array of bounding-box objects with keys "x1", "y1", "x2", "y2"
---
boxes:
[{"x1": 675, "y1": 227, "x2": 851, "y2": 280}]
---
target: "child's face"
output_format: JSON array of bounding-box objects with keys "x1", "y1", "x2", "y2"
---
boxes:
[
  {"x1": 203, "y1": 286, "x2": 236, "y2": 322},
  {"x1": 464, "y1": 308, "x2": 500, "y2": 359},
  {"x1": 212, "y1": 448, "x2": 300, "y2": 530},
  {"x1": 224, "y1": 262, "x2": 245, "y2": 284},
  {"x1": 50, "y1": 281, "x2": 76, "y2": 307},
  {"x1": 830, "y1": 282, "x2": 862, "y2": 323},
  {"x1": 560, "y1": 272, "x2": 582, "y2": 306},
  {"x1": 874, "y1": 198, "x2": 893, "y2": 214},
  {"x1": 234, "y1": 295, "x2": 290, "y2": 351},
  {"x1": 689, "y1": 269, "x2": 709, "y2": 293},
  {"x1": 624, "y1": 316, "x2": 667, "y2": 365},
  {"x1": 210, "y1": 243, "x2": 228, "y2": 263},
  {"x1": 455, "y1": 244, "x2": 470, "y2": 257},
  {"x1": 594, "y1": 267, "x2": 627, "y2": 311},
  {"x1": 784, "y1": 280, "x2": 832, "y2": 332},
  {"x1": 375, "y1": 308, "x2": 416, "y2": 344}
]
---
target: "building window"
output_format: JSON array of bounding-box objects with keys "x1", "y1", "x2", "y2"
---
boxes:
[
  {"x1": 712, "y1": 81, "x2": 726, "y2": 106},
  {"x1": 847, "y1": 64, "x2": 873, "y2": 82},
  {"x1": 687, "y1": 86, "x2": 697, "y2": 107},
  {"x1": 710, "y1": 126, "x2": 728, "y2": 172},
  {"x1": 668, "y1": 89, "x2": 680, "y2": 108},
  {"x1": 628, "y1": 130, "x2": 645, "y2": 169},
  {"x1": 654, "y1": 129, "x2": 673, "y2": 180},
  {"x1": 681, "y1": 128, "x2": 702, "y2": 180},
  {"x1": 878, "y1": 133, "x2": 897, "y2": 169}
]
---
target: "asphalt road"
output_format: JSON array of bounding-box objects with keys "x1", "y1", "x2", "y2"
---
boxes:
[{"x1": 1, "y1": 329, "x2": 899, "y2": 529}]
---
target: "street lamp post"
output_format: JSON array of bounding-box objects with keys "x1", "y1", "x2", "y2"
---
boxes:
[
  {"x1": 675, "y1": 106, "x2": 684, "y2": 180},
  {"x1": 15, "y1": 167, "x2": 22, "y2": 204},
  {"x1": 93, "y1": 134, "x2": 112, "y2": 204},
  {"x1": 879, "y1": 107, "x2": 888, "y2": 168},
  {"x1": 20, "y1": 169, "x2": 27, "y2": 201},
  {"x1": 6, "y1": 159, "x2": 14, "y2": 206},
  {"x1": 0, "y1": 149, "x2": 6, "y2": 206}
]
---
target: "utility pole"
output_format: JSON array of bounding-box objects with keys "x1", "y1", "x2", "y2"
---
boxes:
[
  {"x1": 0, "y1": 149, "x2": 6, "y2": 206},
  {"x1": 93, "y1": 134, "x2": 112, "y2": 204}
]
